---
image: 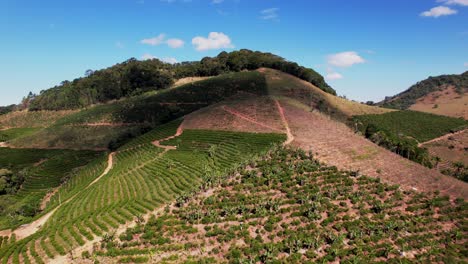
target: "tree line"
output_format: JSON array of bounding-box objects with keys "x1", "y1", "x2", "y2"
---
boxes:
[{"x1": 23, "y1": 49, "x2": 334, "y2": 111}]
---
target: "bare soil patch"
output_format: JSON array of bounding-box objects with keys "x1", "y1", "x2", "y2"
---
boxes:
[
  {"x1": 183, "y1": 95, "x2": 285, "y2": 133},
  {"x1": 281, "y1": 100, "x2": 468, "y2": 199},
  {"x1": 409, "y1": 86, "x2": 468, "y2": 119}
]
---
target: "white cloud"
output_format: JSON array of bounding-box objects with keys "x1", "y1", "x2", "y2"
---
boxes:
[
  {"x1": 327, "y1": 51, "x2": 365, "y2": 68},
  {"x1": 192, "y1": 32, "x2": 234, "y2": 51},
  {"x1": 167, "y1": 38, "x2": 184, "y2": 48},
  {"x1": 260, "y1": 8, "x2": 279, "y2": 20},
  {"x1": 437, "y1": 0, "x2": 468, "y2": 6},
  {"x1": 141, "y1": 53, "x2": 157, "y2": 60},
  {"x1": 141, "y1": 54, "x2": 178, "y2": 64},
  {"x1": 141, "y1": 34, "x2": 185, "y2": 49},
  {"x1": 162, "y1": 57, "x2": 178, "y2": 64},
  {"x1": 420, "y1": 6, "x2": 458, "y2": 17},
  {"x1": 464, "y1": 62, "x2": 468, "y2": 67},
  {"x1": 326, "y1": 72, "x2": 343, "y2": 81},
  {"x1": 141, "y1": 34, "x2": 166, "y2": 46}
]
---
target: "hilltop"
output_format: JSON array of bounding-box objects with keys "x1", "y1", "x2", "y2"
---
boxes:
[
  {"x1": 0, "y1": 56, "x2": 467, "y2": 263},
  {"x1": 380, "y1": 71, "x2": 468, "y2": 119}
]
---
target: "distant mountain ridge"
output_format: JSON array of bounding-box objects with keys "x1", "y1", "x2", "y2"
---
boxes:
[{"x1": 380, "y1": 71, "x2": 467, "y2": 111}]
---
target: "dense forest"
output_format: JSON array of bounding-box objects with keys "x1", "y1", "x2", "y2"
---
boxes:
[
  {"x1": 25, "y1": 50, "x2": 334, "y2": 111},
  {"x1": 380, "y1": 71, "x2": 468, "y2": 109}
]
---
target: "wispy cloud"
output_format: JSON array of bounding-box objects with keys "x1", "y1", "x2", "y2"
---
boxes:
[
  {"x1": 166, "y1": 38, "x2": 185, "y2": 48},
  {"x1": 464, "y1": 62, "x2": 468, "y2": 67},
  {"x1": 326, "y1": 71, "x2": 343, "y2": 81},
  {"x1": 141, "y1": 34, "x2": 166, "y2": 46},
  {"x1": 437, "y1": 0, "x2": 468, "y2": 6},
  {"x1": 192, "y1": 32, "x2": 234, "y2": 51},
  {"x1": 260, "y1": 8, "x2": 279, "y2": 20},
  {"x1": 141, "y1": 34, "x2": 184, "y2": 48},
  {"x1": 212, "y1": 0, "x2": 224, "y2": 3},
  {"x1": 327, "y1": 51, "x2": 365, "y2": 68},
  {"x1": 420, "y1": 6, "x2": 458, "y2": 17}
]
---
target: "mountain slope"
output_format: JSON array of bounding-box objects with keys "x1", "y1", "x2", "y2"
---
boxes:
[{"x1": 380, "y1": 71, "x2": 468, "y2": 119}]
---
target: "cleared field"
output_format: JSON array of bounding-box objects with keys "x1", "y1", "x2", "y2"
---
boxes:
[
  {"x1": 0, "y1": 120, "x2": 285, "y2": 263},
  {"x1": 281, "y1": 100, "x2": 468, "y2": 199},
  {"x1": 409, "y1": 86, "x2": 468, "y2": 119},
  {"x1": 91, "y1": 147, "x2": 467, "y2": 263}
]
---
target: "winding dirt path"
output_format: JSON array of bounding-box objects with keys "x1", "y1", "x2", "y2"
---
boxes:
[
  {"x1": 152, "y1": 123, "x2": 184, "y2": 150},
  {"x1": 418, "y1": 129, "x2": 467, "y2": 147},
  {"x1": 51, "y1": 123, "x2": 184, "y2": 263},
  {"x1": 0, "y1": 152, "x2": 115, "y2": 241},
  {"x1": 275, "y1": 100, "x2": 294, "y2": 145},
  {"x1": 87, "y1": 152, "x2": 115, "y2": 188}
]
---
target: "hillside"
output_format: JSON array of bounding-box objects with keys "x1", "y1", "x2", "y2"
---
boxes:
[
  {"x1": 380, "y1": 71, "x2": 468, "y2": 119},
  {"x1": 89, "y1": 147, "x2": 466, "y2": 264},
  {"x1": 26, "y1": 50, "x2": 334, "y2": 111},
  {"x1": 0, "y1": 65, "x2": 467, "y2": 263}
]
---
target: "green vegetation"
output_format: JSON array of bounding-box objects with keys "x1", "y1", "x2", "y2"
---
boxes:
[
  {"x1": 354, "y1": 111, "x2": 467, "y2": 167},
  {"x1": 381, "y1": 71, "x2": 467, "y2": 109},
  {"x1": 9, "y1": 72, "x2": 269, "y2": 150},
  {"x1": 27, "y1": 49, "x2": 333, "y2": 111},
  {"x1": 354, "y1": 110, "x2": 467, "y2": 142},
  {"x1": 0, "y1": 148, "x2": 102, "y2": 229},
  {"x1": 0, "y1": 120, "x2": 285, "y2": 263},
  {"x1": 94, "y1": 147, "x2": 467, "y2": 263},
  {"x1": 0, "y1": 105, "x2": 15, "y2": 116},
  {"x1": 0, "y1": 128, "x2": 42, "y2": 142}
]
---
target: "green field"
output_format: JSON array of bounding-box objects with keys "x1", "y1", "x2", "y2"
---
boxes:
[
  {"x1": 0, "y1": 148, "x2": 103, "y2": 230},
  {"x1": 354, "y1": 110, "x2": 467, "y2": 143},
  {"x1": 0, "y1": 128, "x2": 42, "y2": 142},
  {"x1": 0, "y1": 120, "x2": 285, "y2": 263},
  {"x1": 93, "y1": 147, "x2": 467, "y2": 263}
]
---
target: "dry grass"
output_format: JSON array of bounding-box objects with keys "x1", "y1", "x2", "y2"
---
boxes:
[
  {"x1": 259, "y1": 68, "x2": 394, "y2": 117},
  {"x1": 409, "y1": 86, "x2": 468, "y2": 119},
  {"x1": 0, "y1": 110, "x2": 78, "y2": 129}
]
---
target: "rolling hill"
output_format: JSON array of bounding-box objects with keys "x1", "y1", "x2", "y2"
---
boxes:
[
  {"x1": 0, "y1": 56, "x2": 467, "y2": 263},
  {"x1": 380, "y1": 71, "x2": 468, "y2": 119}
]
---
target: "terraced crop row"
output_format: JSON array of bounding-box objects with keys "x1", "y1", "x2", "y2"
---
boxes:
[
  {"x1": 0, "y1": 149, "x2": 102, "y2": 230},
  {"x1": 95, "y1": 147, "x2": 467, "y2": 263},
  {"x1": 0, "y1": 121, "x2": 286, "y2": 263}
]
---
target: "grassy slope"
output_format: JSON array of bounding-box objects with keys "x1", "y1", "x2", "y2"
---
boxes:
[
  {"x1": 0, "y1": 128, "x2": 42, "y2": 142},
  {"x1": 260, "y1": 68, "x2": 394, "y2": 119},
  {"x1": 94, "y1": 147, "x2": 466, "y2": 264},
  {"x1": 408, "y1": 86, "x2": 468, "y2": 119},
  {"x1": 0, "y1": 111, "x2": 77, "y2": 129}
]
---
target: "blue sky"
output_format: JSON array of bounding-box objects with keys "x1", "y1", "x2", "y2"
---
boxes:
[{"x1": 1, "y1": 0, "x2": 467, "y2": 106}]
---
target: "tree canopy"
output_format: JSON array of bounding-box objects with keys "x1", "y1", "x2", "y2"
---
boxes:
[{"x1": 26, "y1": 50, "x2": 334, "y2": 111}]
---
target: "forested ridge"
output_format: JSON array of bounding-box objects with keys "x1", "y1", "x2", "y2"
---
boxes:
[
  {"x1": 10, "y1": 50, "x2": 333, "y2": 111},
  {"x1": 380, "y1": 71, "x2": 468, "y2": 110}
]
